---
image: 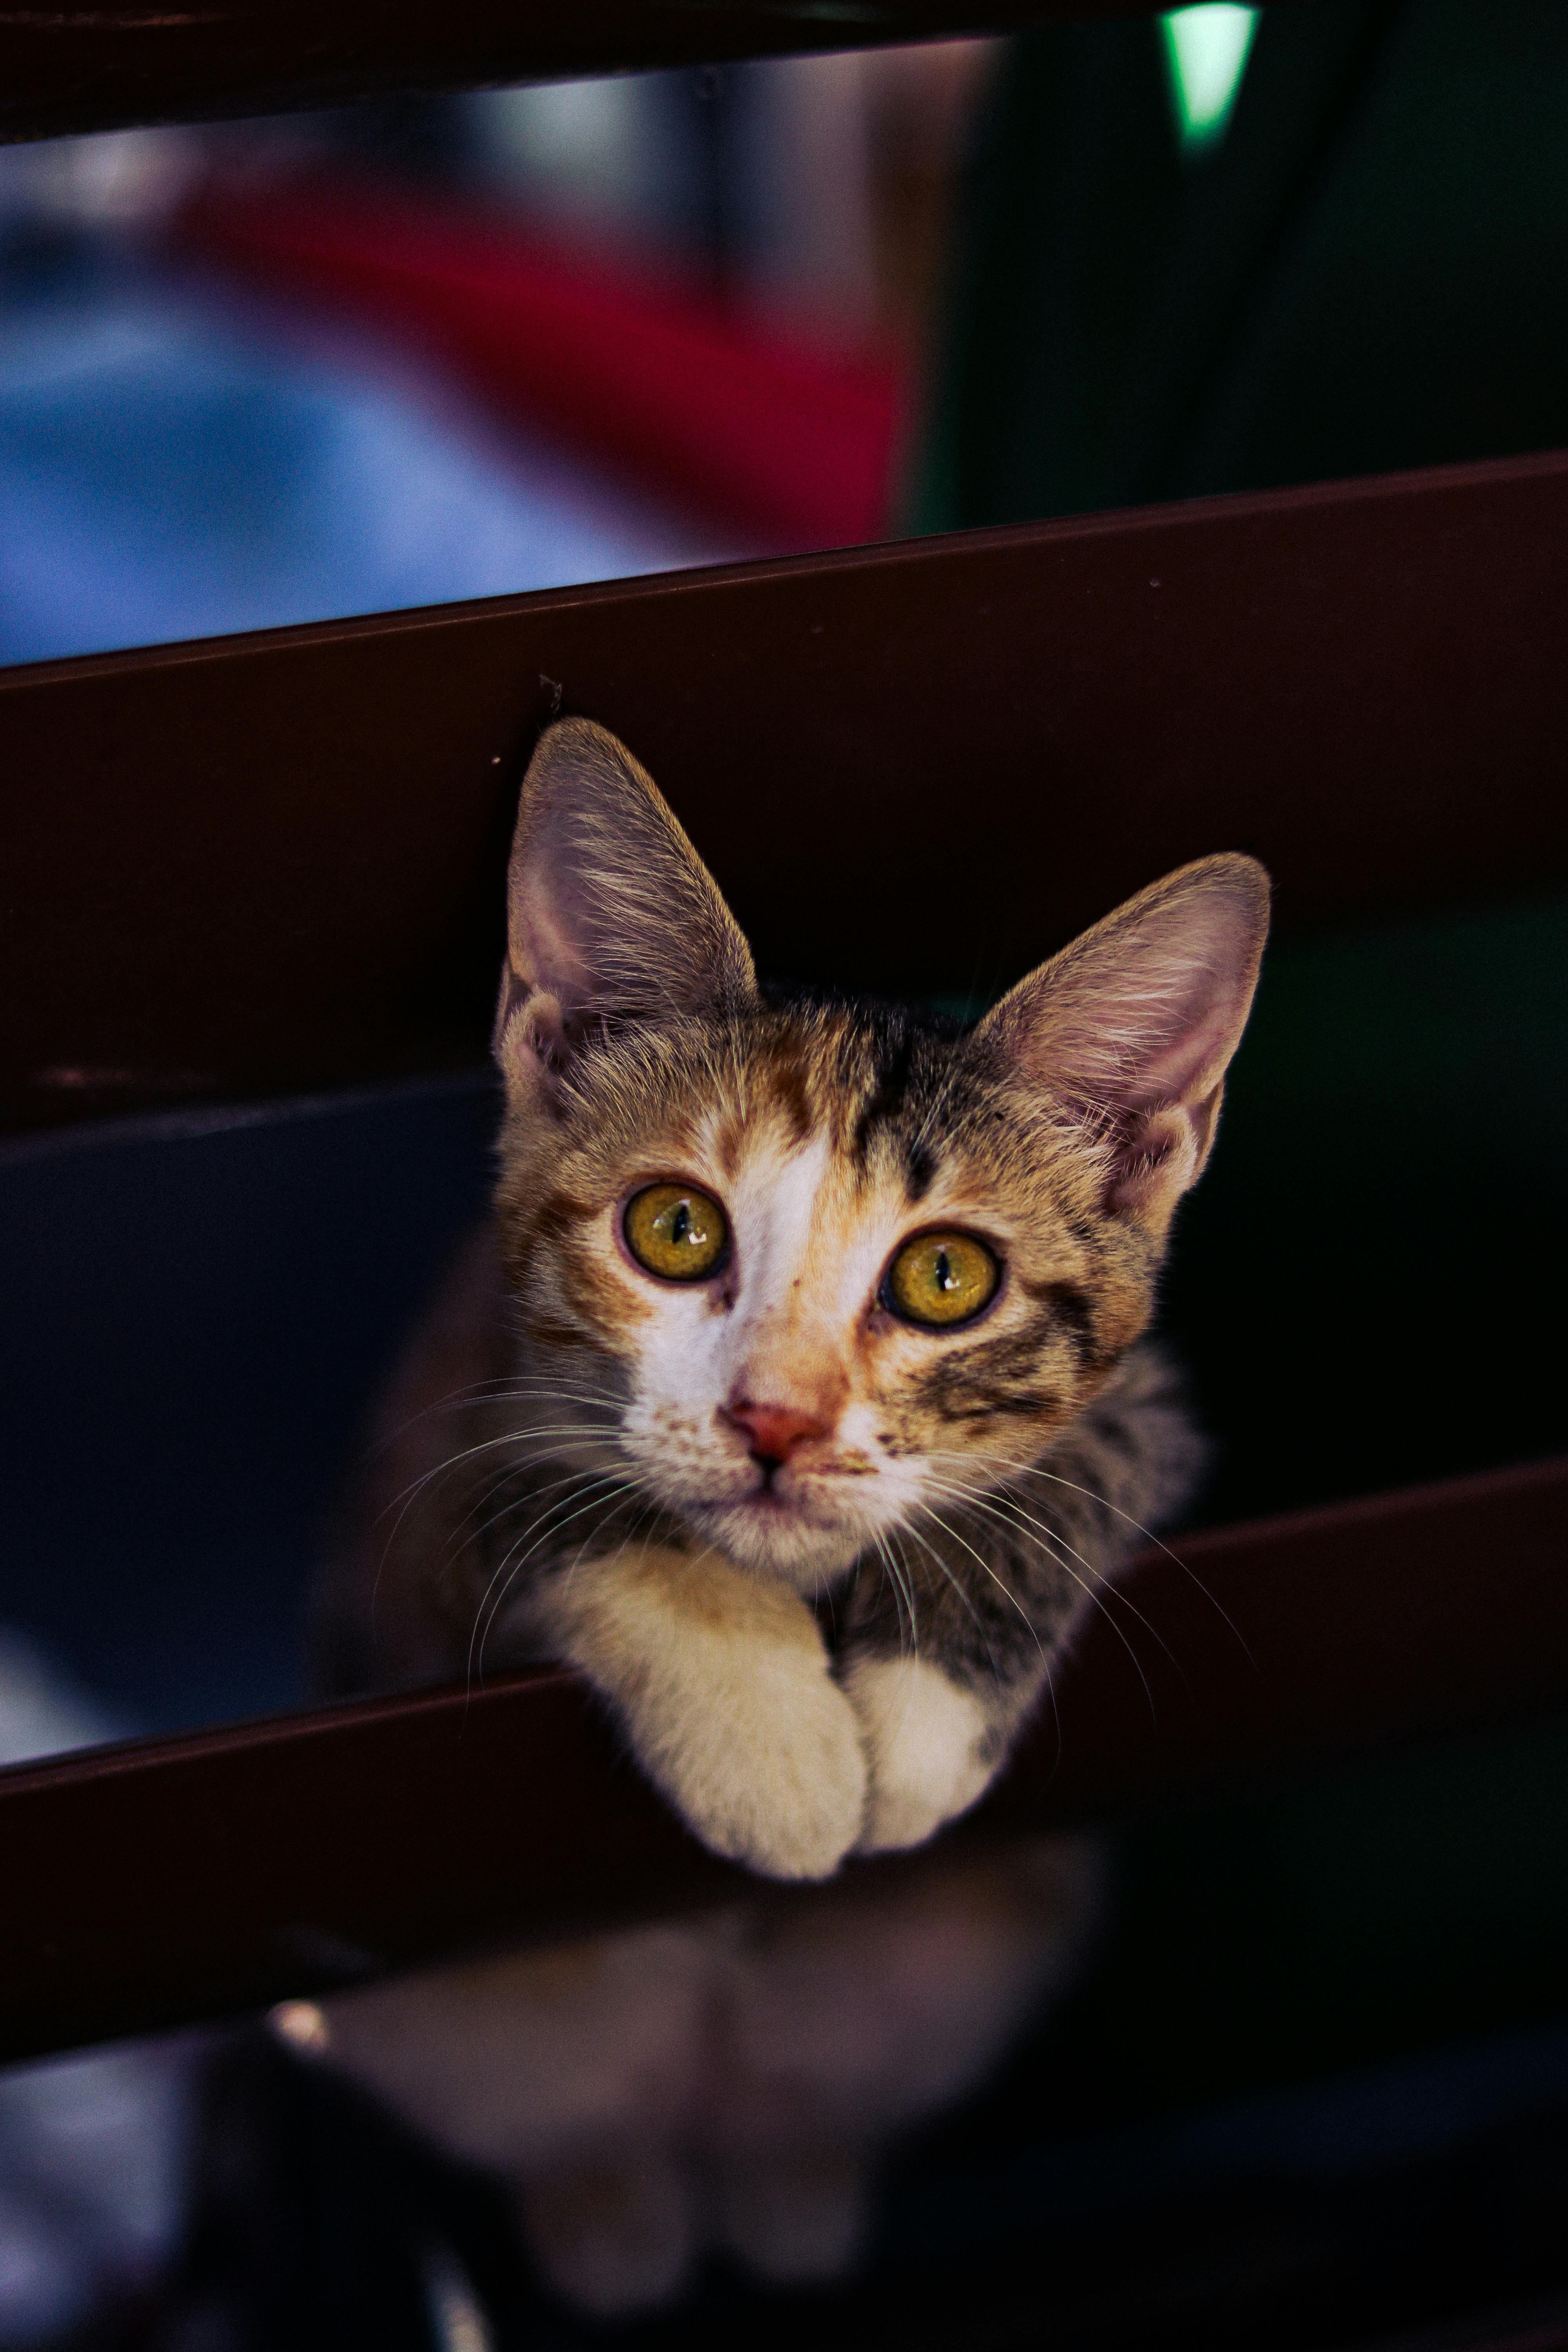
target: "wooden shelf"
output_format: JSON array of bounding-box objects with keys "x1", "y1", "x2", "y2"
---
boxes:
[{"x1": 3, "y1": 1453, "x2": 1566, "y2": 2065}]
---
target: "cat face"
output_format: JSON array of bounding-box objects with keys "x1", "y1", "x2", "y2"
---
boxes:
[
  {"x1": 492, "y1": 721, "x2": 1268, "y2": 1592},
  {"x1": 498, "y1": 1004, "x2": 1137, "y2": 1588}
]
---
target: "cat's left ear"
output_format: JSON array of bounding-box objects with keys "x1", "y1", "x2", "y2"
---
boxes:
[
  {"x1": 973, "y1": 853, "x2": 1270, "y2": 1234},
  {"x1": 494, "y1": 718, "x2": 757, "y2": 1102}
]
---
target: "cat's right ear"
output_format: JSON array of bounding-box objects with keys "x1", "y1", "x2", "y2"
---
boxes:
[
  {"x1": 494, "y1": 718, "x2": 757, "y2": 1103},
  {"x1": 972, "y1": 852, "x2": 1270, "y2": 1237}
]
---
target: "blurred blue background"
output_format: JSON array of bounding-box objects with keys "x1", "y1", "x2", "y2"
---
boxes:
[
  {"x1": 0, "y1": 271, "x2": 719, "y2": 667},
  {"x1": 0, "y1": 48, "x2": 987, "y2": 667}
]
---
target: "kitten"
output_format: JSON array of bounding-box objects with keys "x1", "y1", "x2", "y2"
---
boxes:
[
  {"x1": 285, "y1": 718, "x2": 1267, "y2": 2316},
  {"x1": 317, "y1": 716, "x2": 1269, "y2": 1879}
]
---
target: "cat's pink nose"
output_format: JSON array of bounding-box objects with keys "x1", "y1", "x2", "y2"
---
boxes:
[{"x1": 720, "y1": 1400, "x2": 830, "y2": 1467}]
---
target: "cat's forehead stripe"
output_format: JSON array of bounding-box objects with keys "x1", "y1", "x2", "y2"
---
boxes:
[
  {"x1": 719, "y1": 1007, "x2": 964, "y2": 1216},
  {"x1": 849, "y1": 1017, "x2": 918, "y2": 1160},
  {"x1": 755, "y1": 1034, "x2": 817, "y2": 1147}
]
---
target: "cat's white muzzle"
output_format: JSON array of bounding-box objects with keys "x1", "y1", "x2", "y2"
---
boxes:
[{"x1": 684, "y1": 1481, "x2": 871, "y2": 1589}]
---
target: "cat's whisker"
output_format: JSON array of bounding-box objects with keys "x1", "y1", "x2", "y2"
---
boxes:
[
  {"x1": 610, "y1": 1485, "x2": 668, "y2": 1561},
  {"x1": 867, "y1": 1533, "x2": 904, "y2": 1653},
  {"x1": 470, "y1": 1473, "x2": 638, "y2": 1687},
  {"x1": 377, "y1": 1421, "x2": 617, "y2": 1534},
  {"x1": 407, "y1": 1375, "x2": 622, "y2": 1411},
  {"x1": 921, "y1": 1441, "x2": 1187, "y2": 1588},
  {"x1": 918, "y1": 1465, "x2": 1196, "y2": 1709},
  {"x1": 370, "y1": 1377, "x2": 622, "y2": 1457},
  {"x1": 434, "y1": 1370, "x2": 623, "y2": 1399},
  {"x1": 915, "y1": 1490, "x2": 1099, "y2": 1768},
  {"x1": 917, "y1": 1472, "x2": 1160, "y2": 1722},
  {"x1": 428, "y1": 1460, "x2": 528, "y2": 1571},
  {"x1": 912, "y1": 1502, "x2": 1048, "y2": 1671},
  {"x1": 450, "y1": 1383, "x2": 625, "y2": 1415},
  {"x1": 464, "y1": 1470, "x2": 612, "y2": 1671},
  {"x1": 892, "y1": 1519, "x2": 998, "y2": 1679},
  {"x1": 927, "y1": 1447, "x2": 1256, "y2": 1674},
  {"x1": 912, "y1": 1465, "x2": 1068, "y2": 1764},
  {"x1": 371, "y1": 1422, "x2": 621, "y2": 1610},
  {"x1": 871, "y1": 1530, "x2": 918, "y2": 1658},
  {"x1": 471, "y1": 1467, "x2": 635, "y2": 1622},
  {"x1": 893, "y1": 1535, "x2": 922, "y2": 1657},
  {"x1": 916, "y1": 1470, "x2": 1161, "y2": 1723},
  {"x1": 555, "y1": 1507, "x2": 684, "y2": 1624},
  {"x1": 441, "y1": 1416, "x2": 621, "y2": 1471},
  {"x1": 1035, "y1": 1641, "x2": 1066, "y2": 1781},
  {"x1": 441, "y1": 1457, "x2": 624, "y2": 1575},
  {"x1": 369, "y1": 1426, "x2": 586, "y2": 1630},
  {"x1": 436, "y1": 1441, "x2": 607, "y2": 1532}
]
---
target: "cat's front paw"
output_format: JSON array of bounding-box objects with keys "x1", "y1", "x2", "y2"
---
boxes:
[
  {"x1": 544, "y1": 1547, "x2": 868, "y2": 1881},
  {"x1": 654, "y1": 1650, "x2": 869, "y2": 1880},
  {"x1": 844, "y1": 1657, "x2": 995, "y2": 1853}
]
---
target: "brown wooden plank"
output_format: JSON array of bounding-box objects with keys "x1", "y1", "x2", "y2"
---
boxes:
[
  {"x1": 4, "y1": 450, "x2": 1567, "y2": 1139},
  {"x1": 3, "y1": 0, "x2": 1164, "y2": 146},
  {"x1": 4, "y1": 1452, "x2": 1566, "y2": 2065}
]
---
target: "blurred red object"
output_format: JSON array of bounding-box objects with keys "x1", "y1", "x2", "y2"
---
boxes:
[{"x1": 177, "y1": 178, "x2": 909, "y2": 548}]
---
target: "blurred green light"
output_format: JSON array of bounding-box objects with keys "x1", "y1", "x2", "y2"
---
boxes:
[{"x1": 1161, "y1": 5, "x2": 1260, "y2": 152}]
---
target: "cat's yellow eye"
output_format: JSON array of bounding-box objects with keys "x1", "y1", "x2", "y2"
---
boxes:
[
  {"x1": 882, "y1": 1231, "x2": 1000, "y2": 1329},
  {"x1": 623, "y1": 1182, "x2": 730, "y2": 1283}
]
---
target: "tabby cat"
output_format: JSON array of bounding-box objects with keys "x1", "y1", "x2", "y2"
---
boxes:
[{"x1": 318, "y1": 717, "x2": 1269, "y2": 1880}]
